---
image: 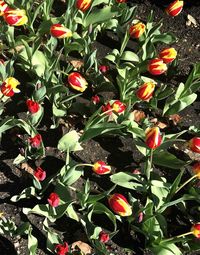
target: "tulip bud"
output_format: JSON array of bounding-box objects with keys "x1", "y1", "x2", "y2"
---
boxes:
[
  {"x1": 91, "y1": 95, "x2": 100, "y2": 105},
  {"x1": 108, "y1": 193, "x2": 132, "y2": 217},
  {"x1": 99, "y1": 231, "x2": 110, "y2": 243},
  {"x1": 28, "y1": 134, "x2": 42, "y2": 148},
  {"x1": 129, "y1": 22, "x2": 146, "y2": 39},
  {"x1": 191, "y1": 223, "x2": 200, "y2": 238},
  {"x1": 68, "y1": 72, "x2": 88, "y2": 92},
  {"x1": 111, "y1": 100, "x2": 126, "y2": 114},
  {"x1": 0, "y1": 1, "x2": 9, "y2": 16},
  {"x1": 48, "y1": 192, "x2": 60, "y2": 207},
  {"x1": 192, "y1": 162, "x2": 200, "y2": 179},
  {"x1": 116, "y1": 0, "x2": 127, "y2": 2},
  {"x1": 76, "y1": 0, "x2": 92, "y2": 12},
  {"x1": 166, "y1": 0, "x2": 184, "y2": 17},
  {"x1": 26, "y1": 99, "x2": 40, "y2": 114},
  {"x1": 99, "y1": 65, "x2": 109, "y2": 74},
  {"x1": 148, "y1": 58, "x2": 167, "y2": 75},
  {"x1": 55, "y1": 242, "x2": 69, "y2": 255},
  {"x1": 1, "y1": 77, "x2": 20, "y2": 97},
  {"x1": 145, "y1": 127, "x2": 162, "y2": 149},
  {"x1": 136, "y1": 82, "x2": 155, "y2": 101},
  {"x1": 92, "y1": 161, "x2": 111, "y2": 175},
  {"x1": 159, "y1": 48, "x2": 177, "y2": 64},
  {"x1": 50, "y1": 24, "x2": 72, "y2": 39},
  {"x1": 188, "y1": 137, "x2": 200, "y2": 153},
  {"x1": 34, "y1": 167, "x2": 46, "y2": 181},
  {"x1": 4, "y1": 9, "x2": 28, "y2": 26}
]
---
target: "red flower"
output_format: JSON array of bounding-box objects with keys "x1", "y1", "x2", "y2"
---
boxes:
[
  {"x1": 3, "y1": 9, "x2": 28, "y2": 26},
  {"x1": 145, "y1": 127, "x2": 162, "y2": 149},
  {"x1": 99, "y1": 65, "x2": 109, "y2": 74},
  {"x1": 136, "y1": 82, "x2": 155, "y2": 101},
  {"x1": 192, "y1": 162, "x2": 200, "y2": 179},
  {"x1": 148, "y1": 58, "x2": 167, "y2": 75},
  {"x1": 68, "y1": 72, "x2": 88, "y2": 92},
  {"x1": 108, "y1": 193, "x2": 132, "y2": 217},
  {"x1": 91, "y1": 95, "x2": 100, "y2": 105},
  {"x1": 102, "y1": 102, "x2": 113, "y2": 115},
  {"x1": 116, "y1": 0, "x2": 127, "y2": 2},
  {"x1": 26, "y1": 99, "x2": 40, "y2": 114},
  {"x1": 0, "y1": 1, "x2": 10, "y2": 16},
  {"x1": 34, "y1": 167, "x2": 46, "y2": 181},
  {"x1": 111, "y1": 100, "x2": 126, "y2": 114},
  {"x1": 159, "y1": 48, "x2": 177, "y2": 64},
  {"x1": 55, "y1": 242, "x2": 69, "y2": 255},
  {"x1": 188, "y1": 137, "x2": 200, "y2": 153},
  {"x1": 76, "y1": 0, "x2": 92, "y2": 12},
  {"x1": 48, "y1": 192, "x2": 60, "y2": 207},
  {"x1": 92, "y1": 161, "x2": 111, "y2": 175},
  {"x1": 29, "y1": 134, "x2": 42, "y2": 148},
  {"x1": 165, "y1": 0, "x2": 184, "y2": 17},
  {"x1": 1, "y1": 77, "x2": 20, "y2": 97},
  {"x1": 99, "y1": 231, "x2": 110, "y2": 243},
  {"x1": 191, "y1": 223, "x2": 200, "y2": 238},
  {"x1": 129, "y1": 22, "x2": 146, "y2": 39},
  {"x1": 50, "y1": 24, "x2": 72, "y2": 39}
]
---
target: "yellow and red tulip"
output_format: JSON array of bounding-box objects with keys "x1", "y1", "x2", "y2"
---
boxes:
[
  {"x1": 3, "y1": 9, "x2": 28, "y2": 26},
  {"x1": 188, "y1": 137, "x2": 200, "y2": 153},
  {"x1": 68, "y1": 72, "x2": 88, "y2": 92},
  {"x1": 166, "y1": 0, "x2": 184, "y2": 17},
  {"x1": 108, "y1": 193, "x2": 132, "y2": 217},
  {"x1": 50, "y1": 24, "x2": 72, "y2": 39},
  {"x1": 76, "y1": 0, "x2": 92, "y2": 12},
  {"x1": 1, "y1": 77, "x2": 20, "y2": 97},
  {"x1": 92, "y1": 161, "x2": 111, "y2": 175},
  {"x1": 129, "y1": 22, "x2": 146, "y2": 39},
  {"x1": 192, "y1": 162, "x2": 200, "y2": 179},
  {"x1": 148, "y1": 58, "x2": 167, "y2": 75},
  {"x1": 91, "y1": 95, "x2": 100, "y2": 105},
  {"x1": 102, "y1": 102, "x2": 113, "y2": 115},
  {"x1": 159, "y1": 48, "x2": 177, "y2": 64},
  {"x1": 136, "y1": 82, "x2": 155, "y2": 101},
  {"x1": 0, "y1": 1, "x2": 9, "y2": 16},
  {"x1": 191, "y1": 223, "x2": 200, "y2": 238},
  {"x1": 145, "y1": 126, "x2": 162, "y2": 149},
  {"x1": 111, "y1": 100, "x2": 126, "y2": 114}
]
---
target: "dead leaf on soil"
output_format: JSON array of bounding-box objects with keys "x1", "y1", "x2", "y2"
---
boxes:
[
  {"x1": 169, "y1": 114, "x2": 182, "y2": 125},
  {"x1": 20, "y1": 162, "x2": 34, "y2": 175},
  {"x1": 186, "y1": 14, "x2": 198, "y2": 27},
  {"x1": 71, "y1": 241, "x2": 92, "y2": 254},
  {"x1": 131, "y1": 110, "x2": 146, "y2": 123},
  {"x1": 150, "y1": 118, "x2": 168, "y2": 129},
  {"x1": 70, "y1": 60, "x2": 84, "y2": 69}
]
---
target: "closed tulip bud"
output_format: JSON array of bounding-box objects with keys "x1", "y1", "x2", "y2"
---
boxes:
[
  {"x1": 26, "y1": 99, "x2": 40, "y2": 114},
  {"x1": 48, "y1": 192, "x2": 60, "y2": 207},
  {"x1": 191, "y1": 223, "x2": 200, "y2": 238},
  {"x1": 129, "y1": 22, "x2": 146, "y2": 39},
  {"x1": 111, "y1": 100, "x2": 126, "y2": 114},
  {"x1": 55, "y1": 242, "x2": 69, "y2": 255},
  {"x1": 76, "y1": 0, "x2": 92, "y2": 12},
  {"x1": 92, "y1": 161, "x2": 111, "y2": 175},
  {"x1": 136, "y1": 82, "x2": 155, "y2": 101},
  {"x1": 148, "y1": 58, "x2": 167, "y2": 75},
  {"x1": 99, "y1": 231, "x2": 110, "y2": 243},
  {"x1": 0, "y1": 1, "x2": 9, "y2": 16},
  {"x1": 99, "y1": 65, "x2": 109, "y2": 74},
  {"x1": 116, "y1": 0, "x2": 127, "y2": 3},
  {"x1": 28, "y1": 134, "x2": 42, "y2": 148},
  {"x1": 50, "y1": 24, "x2": 72, "y2": 39},
  {"x1": 34, "y1": 167, "x2": 46, "y2": 181},
  {"x1": 189, "y1": 137, "x2": 200, "y2": 153},
  {"x1": 192, "y1": 162, "x2": 200, "y2": 179},
  {"x1": 159, "y1": 48, "x2": 177, "y2": 64},
  {"x1": 91, "y1": 95, "x2": 100, "y2": 105},
  {"x1": 1, "y1": 77, "x2": 20, "y2": 97},
  {"x1": 166, "y1": 0, "x2": 184, "y2": 17},
  {"x1": 145, "y1": 127, "x2": 162, "y2": 149},
  {"x1": 4, "y1": 9, "x2": 28, "y2": 26},
  {"x1": 68, "y1": 72, "x2": 88, "y2": 92},
  {"x1": 108, "y1": 193, "x2": 132, "y2": 217}
]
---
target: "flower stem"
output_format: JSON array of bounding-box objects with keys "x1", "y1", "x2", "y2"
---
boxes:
[
  {"x1": 175, "y1": 174, "x2": 197, "y2": 194},
  {"x1": 160, "y1": 231, "x2": 193, "y2": 243}
]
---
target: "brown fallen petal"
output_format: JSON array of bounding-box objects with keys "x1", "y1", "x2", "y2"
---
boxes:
[
  {"x1": 169, "y1": 114, "x2": 182, "y2": 125},
  {"x1": 20, "y1": 162, "x2": 34, "y2": 175},
  {"x1": 71, "y1": 241, "x2": 92, "y2": 254},
  {"x1": 70, "y1": 60, "x2": 84, "y2": 69},
  {"x1": 132, "y1": 110, "x2": 146, "y2": 123},
  {"x1": 157, "y1": 121, "x2": 168, "y2": 129}
]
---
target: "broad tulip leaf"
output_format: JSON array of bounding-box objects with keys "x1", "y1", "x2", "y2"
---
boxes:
[
  {"x1": 153, "y1": 151, "x2": 186, "y2": 169},
  {"x1": 58, "y1": 130, "x2": 83, "y2": 152},
  {"x1": 150, "y1": 243, "x2": 182, "y2": 255}
]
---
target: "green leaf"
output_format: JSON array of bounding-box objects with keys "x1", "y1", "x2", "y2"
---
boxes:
[
  {"x1": 33, "y1": 86, "x2": 47, "y2": 102},
  {"x1": 150, "y1": 243, "x2": 182, "y2": 255},
  {"x1": 121, "y1": 51, "x2": 140, "y2": 62},
  {"x1": 11, "y1": 187, "x2": 39, "y2": 202},
  {"x1": 153, "y1": 151, "x2": 186, "y2": 169},
  {"x1": 166, "y1": 169, "x2": 184, "y2": 202},
  {"x1": 58, "y1": 130, "x2": 83, "y2": 152},
  {"x1": 28, "y1": 227, "x2": 38, "y2": 255},
  {"x1": 60, "y1": 164, "x2": 83, "y2": 186},
  {"x1": 151, "y1": 33, "x2": 176, "y2": 44}
]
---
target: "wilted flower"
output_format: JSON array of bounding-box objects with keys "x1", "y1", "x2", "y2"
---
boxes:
[
  {"x1": 99, "y1": 231, "x2": 110, "y2": 243},
  {"x1": 191, "y1": 223, "x2": 200, "y2": 238},
  {"x1": 34, "y1": 167, "x2": 46, "y2": 181},
  {"x1": 48, "y1": 192, "x2": 60, "y2": 207},
  {"x1": 1, "y1": 77, "x2": 20, "y2": 97},
  {"x1": 91, "y1": 95, "x2": 100, "y2": 105},
  {"x1": 0, "y1": 1, "x2": 9, "y2": 16},
  {"x1": 99, "y1": 65, "x2": 109, "y2": 74},
  {"x1": 26, "y1": 99, "x2": 40, "y2": 114},
  {"x1": 92, "y1": 161, "x2": 111, "y2": 175},
  {"x1": 4, "y1": 9, "x2": 28, "y2": 26},
  {"x1": 102, "y1": 102, "x2": 113, "y2": 115},
  {"x1": 68, "y1": 72, "x2": 88, "y2": 92},
  {"x1": 55, "y1": 242, "x2": 69, "y2": 255},
  {"x1": 29, "y1": 134, "x2": 42, "y2": 148},
  {"x1": 136, "y1": 82, "x2": 155, "y2": 101},
  {"x1": 108, "y1": 193, "x2": 132, "y2": 217},
  {"x1": 148, "y1": 58, "x2": 167, "y2": 75},
  {"x1": 159, "y1": 48, "x2": 177, "y2": 64},
  {"x1": 138, "y1": 211, "x2": 144, "y2": 223},
  {"x1": 129, "y1": 22, "x2": 146, "y2": 39},
  {"x1": 76, "y1": 0, "x2": 92, "y2": 12},
  {"x1": 111, "y1": 100, "x2": 126, "y2": 114},
  {"x1": 166, "y1": 0, "x2": 184, "y2": 17},
  {"x1": 50, "y1": 24, "x2": 72, "y2": 39},
  {"x1": 192, "y1": 162, "x2": 200, "y2": 179},
  {"x1": 188, "y1": 137, "x2": 200, "y2": 153},
  {"x1": 145, "y1": 127, "x2": 162, "y2": 149}
]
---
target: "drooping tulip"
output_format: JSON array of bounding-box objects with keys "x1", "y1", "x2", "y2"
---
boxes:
[
  {"x1": 108, "y1": 193, "x2": 132, "y2": 217},
  {"x1": 166, "y1": 0, "x2": 184, "y2": 17},
  {"x1": 159, "y1": 48, "x2": 177, "y2": 64},
  {"x1": 148, "y1": 58, "x2": 167, "y2": 75},
  {"x1": 68, "y1": 72, "x2": 88, "y2": 92},
  {"x1": 50, "y1": 24, "x2": 72, "y2": 39}
]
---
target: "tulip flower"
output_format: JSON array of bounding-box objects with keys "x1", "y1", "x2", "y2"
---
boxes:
[
  {"x1": 55, "y1": 242, "x2": 69, "y2": 255},
  {"x1": 192, "y1": 162, "x2": 200, "y2": 179},
  {"x1": 148, "y1": 58, "x2": 167, "y2": 75},
  {"x1": 29, "y1": 134, "x2": 42, "y2": 148},
  {"x1": 166, "y1": 0, "x2": 184, "y2": 17},
  {"x1": 68, "y1": 72, "x2": 88, "y2": 92},
  {"x1": 99, "y1": 231, "x2": 110, "y2": 243},
  {"x1": 0, "y1": 77, "x2": 20, "y2": 97},
  {"x1": 0, "y1": 1, "x2": 10, "y2": 16},
  {"x1": 48, "y1": 192, "x2": 60, "y2": 207},
  {"x1": 3, "y1": 9, "x2": 28, "y2": 26},
  {"x1": 102, "y1": 102, "x2": 113, "y2": 115},
  {"x1": 99, "y1": 65, "x2": 109, "y2": 74},
  {"x1": 136, "y1": 82, "x2": 155, "y2": 101},
  {"x1": 188, "y1": 137, "x2": 200, "y2": 153},
  {"x1": 50, "y1": 24, "x2": 72, "y2": 39},
  {"x1": 129, "y1": 22, "x2": 146, "y2": 39},
  {"x1": 26, "y1": 99, "x2": 40, "y2": 114},
  {"x1": 108, "y1": 193, "x2": 132, "y2": 217},
  {"x1": 159, "y1": 48, "x2": 177, "y2": 64},
  {"x1": 145, "y1": 127, "x2": 162, "y2": 149},
  {"x1": 111, "y1": 100, "x2": 126, "y2": 114},
  {"x1": 92, "y1": 161, "x2": 111, "y2": 175},
  {"x1": 91, "y1": 95, "x2": 100, "y2": 105},
  {"x1": 34, "y1": 167, "x2": 46, "y2": 181},
  {"x1": 116, "y1": 0, "x2": 127, "y2": 2},
  {"x1": 191, "y1": 223, "x2": 200, "y2": 238},
  {"x1": 76, "y1": 0, "x2": 92, "y2": 12}
]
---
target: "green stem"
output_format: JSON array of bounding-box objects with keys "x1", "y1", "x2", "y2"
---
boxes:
[
  {"x1": 146, "y1": 149, "x2": 153, "y2": 180},
  {"x1": 175, "y1": 174, "x2": 197, "y2": 194},
  {"x1": 160, "y1": 231, "x2": 193, "y2": 244}
]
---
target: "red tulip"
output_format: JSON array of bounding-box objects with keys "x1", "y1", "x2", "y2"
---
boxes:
[
  {"x1": 48, "y1": 192, "x2": 60, "y2": 207},
  {"x1": 192, "y1": 162, "x2": 200, "y2": 179},
  {"x1": 55, "y1": 242, "x2": 69, "y2": 255},
  {"x1": 26, "y1": 99, "x2": 40, "y2": 114},
  {"x1": 145, "y1": 127, "x2": 162, "y2": 149},
  {"x1": 102, "y1": 102, "x2": 113, "y2": 115},
  {"x1": 68, "y1": 72, "x2": 88, "y2": 92},
  {"x1": 129, "y1": 22, "x2": 146, "y2": 39},
  {"x1": 166, "y1": 0, "x2": 184, "y2": 17},
  {"x1": 191, "y1": 223, "x2": 200, "y2": 238},
  {"x1": 91, "y1": 95, "x2": 100, "y2": 105},
  {"x1": 34, "y1": 167, "x2": 46, "y2": 181},
  {"x1": 99, "y1": 65, "x2": 109, "y2": 74},
  {"x1": 159, "y1": 48, "x2": 177, "y2": 64},
  {"x1": 0, "y1": 1, "x2": 10, "y2": 16},
  {"x1": 111, "y1": 100, "x2": 126, "y2": 114},
  {"x1": 148, "y1": 58, "x2": 167, "y2": 75},
  {"x1": 92, "y1": 161, "x2": 111, "y2": 175},
  {"x1": 188, "y1": 137, "x2": 200, "y2": 153},
  {"x1": 50, "y1": 24, "x2": 72, "y2": 39},
  {"x1": 116, "y1": 0, "x2": 127, "y2": 2},
  {"x1": 99, "y1": 231, "x2": 110, "y2": 243},
  {"x1": 136, "y1": 82, "x2": 155, "y2": 101},
  {"x1": 3, "y1": 9, "x2": 28, "y2": 26},
  {"x1": 1, "y1": 77, "x2": 20, "y2": 97},
  {"x1": 28, "y1": 134, "x2": 42, "y2": 148},
  {"x1": 108, "y1": 193, "x2": 132, "y2": 217},
  {"x1": 76, "y1": 0, "x2": 92, "y2": 12}
]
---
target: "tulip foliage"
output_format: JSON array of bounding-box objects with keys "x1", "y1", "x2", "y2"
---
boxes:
[{"x1": 0, "y1": 0, "x2": 200, "y2": 255}]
